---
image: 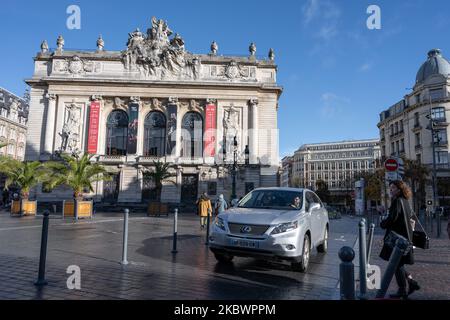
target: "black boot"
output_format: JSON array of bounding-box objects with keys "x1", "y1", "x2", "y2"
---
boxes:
[{"x1": 408, "y1": 278, "x2": 420, "y2": 295}]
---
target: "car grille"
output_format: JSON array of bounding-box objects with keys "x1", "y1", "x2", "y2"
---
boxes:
[{"x1": 227, "y1": 223, "x2": 270, "y2": 236}]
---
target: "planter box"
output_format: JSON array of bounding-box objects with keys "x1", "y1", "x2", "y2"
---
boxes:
[
  {"x1": 148, "y1": 202, "x2": 169, "y2": 217},
  {"x1": 11, "y1": 200, "x2": 37, "y2": 216},
  {"x1": 63, "y1": 200, "x2": 93, "y2": 219}
]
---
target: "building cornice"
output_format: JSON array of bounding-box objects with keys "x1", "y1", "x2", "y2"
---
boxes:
[{"x1": 25, "y1": 77, "x2": 283, "y2": 94}]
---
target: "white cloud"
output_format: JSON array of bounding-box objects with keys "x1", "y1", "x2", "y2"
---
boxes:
[
  {"x1": 302, "y1": 0, "x2": 341, "y2": 41},
  {"x1": 319, "y1": 92, "x2": 349, "y2": 118},
  {"x1": 358, "y1": 62, "x2": 373, "y2": 72}
]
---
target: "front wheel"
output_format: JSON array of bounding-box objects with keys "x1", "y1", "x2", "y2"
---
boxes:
[
  {"x1": 214, "y1": 252, "x2": 234, "y2": 264},
  {"x1": 291, "y1": 234, "x2": 310, "y2": 273}
]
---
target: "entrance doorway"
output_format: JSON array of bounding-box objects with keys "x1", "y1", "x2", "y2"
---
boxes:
[
  {"x1": 181, "y1": 174, "x2": 199, "y2": 205},
  {"x1": 103, "y1": 172, "x2": 120, "y2": 203}
]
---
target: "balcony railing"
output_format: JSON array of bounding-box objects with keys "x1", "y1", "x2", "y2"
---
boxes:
[{"x1": 97, "y1": 155, "x2": 126, "y2": 164}]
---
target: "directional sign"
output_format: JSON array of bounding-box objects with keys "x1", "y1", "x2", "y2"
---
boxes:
[{"x1": 385, "y1": 158, "x2": 399, "y2": 172}]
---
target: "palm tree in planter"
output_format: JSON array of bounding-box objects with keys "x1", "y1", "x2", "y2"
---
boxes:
[
  {"x1": 0, "y1": 159, "x2": 45, "y2": 215},
  {"x1": 44, "y1": 153, "x2": 111, "y2": 220},
  {"x1": 141, "y1": 161, "x2": 176, "y2": 215}
]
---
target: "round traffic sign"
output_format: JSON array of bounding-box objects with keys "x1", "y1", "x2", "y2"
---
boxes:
[{"x1": 385, "y1": 158, "x2": 398, "y2": 172}]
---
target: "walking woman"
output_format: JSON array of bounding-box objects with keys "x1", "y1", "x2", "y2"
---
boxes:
[
  {"x1": 379, "y1": 180, "x2": 420, "y2": 299},
  {"x1": 196, "y1": 192, "x2": 212, "y2": 230},
  {"x1": 214, "y1": 194, "x2": 228, "y2": 215}
]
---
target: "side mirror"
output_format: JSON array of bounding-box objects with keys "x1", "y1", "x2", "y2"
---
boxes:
[{"x1": 310, "y1": 203, "x2": 321, "y2": 212}]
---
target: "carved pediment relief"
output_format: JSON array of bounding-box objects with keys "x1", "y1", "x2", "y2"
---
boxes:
[
  {"x1": 210, "y1": 61, "x2": 256, "y2": 80},
  {"x1": 53, "y1": 56, "x2": 101, "y2": 75}
]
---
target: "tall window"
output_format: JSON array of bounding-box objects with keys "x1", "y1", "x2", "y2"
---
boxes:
[
  {"x1": 415, "y1": 133, "x2": 421, "y2": 147},
  {"x1": 414, "y1": 112, "x2": 420, "y2": 127},
  {"x1": 432, "y1": 107, "x2": 446, "y2": 122},
  {"x1": 181, "y1": 112, "x2": 203, "y2": 158},
  {"x1": 436, "y1": 151, "x2": 449, "y2": 164},
  {"x1": 144, "y1": 111, "x2": 166, "y2": 157},
  {"x1": 106, "y1": 110, "x2": 128, "y2": 156},
  {"x1": 433, "y1": 129, "x2": 447, "y2": 145}
]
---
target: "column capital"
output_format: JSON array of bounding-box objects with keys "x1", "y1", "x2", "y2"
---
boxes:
[
  {"x1": 90, "y1": 95, "x2": 103, "y2": 101},
  {"x1": 130, "y1": 96, "x2": 141, "y2": 103},
  {"x1": 45, "y1": 93, "x2": 57, "y2": 101},
  {"x1": 168, "y1": 97, "x2": 179, "y2": 105},
  {"x1": 206, "y1": 98, "x2": 217, "y2": 105},
  {"x1": 248, "y1": 98, "x2": 259, "y2": 106}
]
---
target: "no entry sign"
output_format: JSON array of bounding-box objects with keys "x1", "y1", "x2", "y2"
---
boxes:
[{"x1": 385, "y1": 158, "x2": 398, "y2": 172}]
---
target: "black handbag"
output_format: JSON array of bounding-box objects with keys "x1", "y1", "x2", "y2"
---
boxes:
[{"x1": 399, "y1": 199, "x2": 430, "y2": 250}]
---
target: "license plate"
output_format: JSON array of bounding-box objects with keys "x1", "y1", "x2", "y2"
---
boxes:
[{"x1": 229, "y1": 239, "x2": 259, "y2": 249}]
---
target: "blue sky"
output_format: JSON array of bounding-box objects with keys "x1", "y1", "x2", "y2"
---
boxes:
[{"x1": 1, "y1": 0, "x2": 449, "y2": 158}]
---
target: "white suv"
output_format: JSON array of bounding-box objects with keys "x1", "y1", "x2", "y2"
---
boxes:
[{"x1": 209, "y1": 188, "x2": 329, "y2": 272}]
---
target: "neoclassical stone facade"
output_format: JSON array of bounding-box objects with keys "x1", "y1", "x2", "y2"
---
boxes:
[
  {"x1": 0, "y1": 87, "x2": 28, "y2": 161},
  {"x1": 25, "y1": 18, "x2": 282, "y2": 204}
]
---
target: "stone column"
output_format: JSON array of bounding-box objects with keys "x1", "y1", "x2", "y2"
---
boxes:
[
  {"x1": 44, "y1": 93, "x2": 57, "y2": 157},
  {"x1": 169, "y1": 97, "x2": 180, "y2": 160},
  {"x1": 248, "y1": 99, "x2": 259, "y2": 164}
]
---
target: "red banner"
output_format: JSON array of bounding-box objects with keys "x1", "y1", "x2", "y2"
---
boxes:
[
  {"x1": 87, "y1": 101, "x2": 101, "y2": 154},
  {"x1": 204, "y1": 104, "x2": 217, "y2": 157}
]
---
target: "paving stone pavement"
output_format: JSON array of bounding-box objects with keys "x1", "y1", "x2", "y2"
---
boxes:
[
  {"x1": 0, "y1": 210, "x2": 364, "y2": 300},
  {"x1": 348, "y1": 215, "x2": 450, "y2": 300},
  {"x1": 2, "y1": 211, "x2": 448, "y2": 300}
]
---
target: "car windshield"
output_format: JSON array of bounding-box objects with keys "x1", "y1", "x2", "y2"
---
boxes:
[{"x1": 238, "y1": 190, "x2": 303, "y2": 210}]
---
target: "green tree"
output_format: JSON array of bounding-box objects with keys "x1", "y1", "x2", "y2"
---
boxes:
[
  {"x1": 141, "y1": 160, "x2": 177, "y2": 202},
  {"x1": 44, "y1": 153, "x2": 111, "y2": 200},
  {"x1": 0, "y1": 159, "x2": 46, "y2": 200}
]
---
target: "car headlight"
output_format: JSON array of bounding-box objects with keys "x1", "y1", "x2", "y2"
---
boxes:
[
  {"x1": 271, "y1": 221, "x2": 298, "y2": 235},
  {"x1": 215, "y1": 217, "x2": 226, "y2": 231}
]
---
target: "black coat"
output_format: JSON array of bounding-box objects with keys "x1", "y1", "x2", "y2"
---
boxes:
[{"x1": 379, "y1": 197, "x2": 414, "y2": 265}]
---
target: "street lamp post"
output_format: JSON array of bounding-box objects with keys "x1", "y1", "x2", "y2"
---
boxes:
[
  {"x1": 231, "y1": 136, "x2": 238, "y2": 200},
  {"x1": 222, "y1": 136, "x2": 250, "y2": 203},
  {"x1": 426, "y1": 104, "x2": 439, "y2": 213}
]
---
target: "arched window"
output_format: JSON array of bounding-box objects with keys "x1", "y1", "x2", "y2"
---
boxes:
[
  {"x1": 144, "y1": 111, "x2": 166, "y2": 157},
  {"x1": 181, "y1": 112, "x2": 203, "y2": 158},
  {"x1": 106, "y1": 110, "x2": 128, "y2": 156}
]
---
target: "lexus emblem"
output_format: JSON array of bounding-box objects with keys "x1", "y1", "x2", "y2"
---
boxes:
[{"x1": 240, "y1": 226, "x2": 252, "y2": 233}]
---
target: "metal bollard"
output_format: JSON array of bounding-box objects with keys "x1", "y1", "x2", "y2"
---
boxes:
[
  {"x1": 437, "y1": 209, "x2": 441, "y2": 238},
  {"x1": 339, "y1": 246, "x2": 356, "y2": 300},
  {"x1": 172, "y1": 209, "x2": 178, "y2": 254},
  {"x1": 366, "y1": 223, "x2": 375, "y2": 265},
  {"x1": 35, "y1": 210, "x2": 50, "y2": 286},
  {"x1": 205, "y1": 212, "x2": 211, "y2": 245},
  {"x1": 376, "y1": 238, "x2": 410, "y2": 299},
  {"x1": 121, "y1": 209, "x2": 129, "y2": 265},
  {"x1": 430, "y1": 211, "x2": 434, "y2": 234},
  {"x1": 358, "y1": 219, "x2": 368, "y2": 299}
]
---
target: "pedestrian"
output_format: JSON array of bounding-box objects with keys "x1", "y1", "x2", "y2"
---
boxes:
[
  {"x1": 379, "y1": 180, "x2": 420, "y2": 299},
  {"x1": 196, "y1": 192, "x2": 212, "y2": 230},
  {"x1": 214, "y1": 194, "x2": 228, "y2": 215}
]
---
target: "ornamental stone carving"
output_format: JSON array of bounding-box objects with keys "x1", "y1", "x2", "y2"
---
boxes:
[
  {"x1": 91, "y1": 95, "x2": 103, "y2": 101},
  {"x1": 210, "y1": 61, "x2": 256, "y2": 80},
  {"x1": 210, "y1": 41, "x2": 218, "y2": 55},
  {"x1": 130, "y1": 96, "x2": 141, "y2": 103},
  {"x1": 121, "y1": 17, "x2": 200, "y2": 80},
  {"x1": 97, "y1": 35, "x2": 105, "y2": 51},
  {"x1": 41, "y1": 40, "x2": 49, "y2": 54},
  {"x1": 53, "y1": 56, "x2": 101, "y2": 75},
  {"x1": 59, "y1": 101, "x2": 82, "y2": 153},
  {"x1": 56, "y1": 35, "x2": 64, "y2": 52}
]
